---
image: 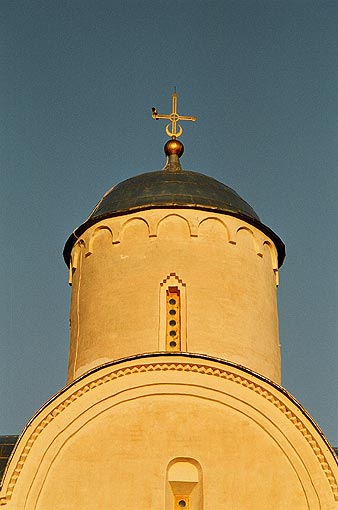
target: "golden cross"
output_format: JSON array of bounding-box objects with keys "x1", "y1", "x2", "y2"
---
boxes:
[{"x1": 152, "y1": 88, "x2": 196, "y2": 138}]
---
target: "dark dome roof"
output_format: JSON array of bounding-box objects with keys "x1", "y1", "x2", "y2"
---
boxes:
[
  {"x1": 64, "y1": 169, "x2": 285, "y2": 267},
  {"x1": 92, "y1": 170, "x2": 260, "y2": 221}
]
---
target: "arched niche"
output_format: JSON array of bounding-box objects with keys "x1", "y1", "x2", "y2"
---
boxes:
[
  {"x1": 166, "y1": 458, "x2": 203, "y2": 510},
  {"x1": 120, "y1": 217, "x2": 150, "y2": 242},
  {"x1": 157, "y1": 214, "x2": 191, "y2": 239},
  {"x1": 197, "y1": 217, "x2": 229, "y2": 243}
]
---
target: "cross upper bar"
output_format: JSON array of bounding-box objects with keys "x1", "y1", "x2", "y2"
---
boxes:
[{"x1": 152, "y1": 90, "x2": 196, "y2": 138}]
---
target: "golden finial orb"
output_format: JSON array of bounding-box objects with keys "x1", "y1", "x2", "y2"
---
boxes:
[{"x1": 164, "y1": 138, "x2": 184, "y2": 158}]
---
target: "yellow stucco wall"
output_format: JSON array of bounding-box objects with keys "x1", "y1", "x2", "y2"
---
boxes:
[
  {"x1": 1, "y1": 356, "x2": 337, "y2": 509},
  {"x1": 67, "y1": 209, "x2": 281, "y2": 383}
]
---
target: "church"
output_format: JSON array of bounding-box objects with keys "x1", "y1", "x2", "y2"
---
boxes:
[{"x1": 0, "y1": 92, "x2": 337, "y2": 509}]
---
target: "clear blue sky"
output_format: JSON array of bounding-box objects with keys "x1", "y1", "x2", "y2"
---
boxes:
[{"x1": 1, "y1": 0, "x2": 337, "y2": 446}]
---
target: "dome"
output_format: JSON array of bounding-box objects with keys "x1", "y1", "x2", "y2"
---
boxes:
[
  {"x1": 64, "y1": 168, "x2": 285, "y2": 266},
  {"x1": 92, "y1": 170, "x2": 259, "y2": 220}
]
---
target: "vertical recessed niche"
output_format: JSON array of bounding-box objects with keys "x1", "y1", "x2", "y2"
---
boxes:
[
  {"x1": 166, "y1": 286, "x2": 181, "y2": 351},
  {"x1": 159, "y1": 273, "x2": 187, "y2": 352},
  {"x1": 166, "y1": 458, "x2": 203, "y2": 510}
]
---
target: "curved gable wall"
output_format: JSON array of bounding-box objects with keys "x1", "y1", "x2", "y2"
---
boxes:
[{"x1": 1, "y1": 355, "x2": 337, "y2": 509}]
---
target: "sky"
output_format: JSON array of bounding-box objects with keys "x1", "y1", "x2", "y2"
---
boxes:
[{"x1": 1, "y1": 0, "x2": 337, "y2": 446}]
